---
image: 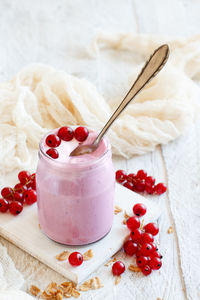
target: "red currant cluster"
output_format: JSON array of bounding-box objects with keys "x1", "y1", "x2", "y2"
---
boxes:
[
  {"x1": 46, "y1": 126, "x2": 89, "y2": 159},
  {"x1": 0, "y1": 171, "x2": 36, "y2": 215},
  {"x1": 116, "y1": 169, "x2": 167, "y2": 195},
  {"x1": 112, "y1": 203, "x2": 162, "y2": 277}
]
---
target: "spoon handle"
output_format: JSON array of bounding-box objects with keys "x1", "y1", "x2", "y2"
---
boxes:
[{"x1": 93, "y1": 44, "x2": 169, "y2": 146}]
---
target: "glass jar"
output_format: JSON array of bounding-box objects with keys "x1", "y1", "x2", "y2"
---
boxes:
[{"x1": 36, "y1": 132, "x2": 115, "y2": 245}]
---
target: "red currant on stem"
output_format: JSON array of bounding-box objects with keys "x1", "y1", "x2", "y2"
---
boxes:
[
  {"x1": 68, "y1": 252, "x2": 83, "y2": 266},
  {"x1": 14, "y1": 183, "x2": 28, "y2": 193},
  {"x1": 126, "y1": 216, "x2": 140, "y2": 231},
  {"x1": 127, "y1": 173, "x2": 136, "y2": 182},
  {"x1": 144, "y1": 222, "x2": 159, "y2": 236},
  {"x1": 141, "y1": 265, "x2": 152, "y2": 276},
  {"x1": 46, "y1": 148, "x2": 59, "y2": 159},
  {"x1": 123, "y1": 181, "x2": 134, "y2": 191},
  {"x1": 145, "y1": 185, "x2": 155, "y2": 194},
  {"x1": 116, "y1": 170, "x2": 127, "y2": 183},
  {"x1": 135, "y1": 180, "x2": 145, "y2": 192},
  {"x1": 24, "y1": 190, "x2": 37, "y2": 205},
  {"x1": 140, "y1": 243, "x2": 153, "y2": 256},
  {"x1": 154, "y1": 183, "x2": 167, "y2": 195},
  {"x1": 150, "y1": 251, "x2": 163, "y2": 259},
  {"x1": 149, "y1": 257, "x2": 162, "y2": 270},
  {"x1": 149, "y1": 242, "x2": 157, "y2": 252},
  {"x1": 141, "y1": 232, "x2": 154, "y2": 244},
  {"x1": 123, "y1": 240, "x2": 138, "y2": 256},
  {"x1": 30, "y1": 173, "x2": 36, "y2": 190},
  {"x1": 1, "y1": 187, "x2": 13, "y2": 200},
  {"x1": 45, "y1": 134, "x2": 61, "y2": 147},
  {"x1": 58, "y1": 126, "x2": 74, "y2": 141},
  {"x1": 130, "y1": 228, "x2": 142, "y2": 243},
  {"x1": 145, "y1": 176, "x2": 155, "y2": 186},
  {"x1": 136, "y1": 256, "x2": 149, "y2": 268},
  {"x1": 0, "y1": 198, "x2": 9, "y2": 213},
  {"x1": 133, "y1": 203, "x2": 147, "y2": 217},
  {"x1": 74, "y1": 126, "x2": 89, "y2": 142},
  {"x1": 18, "y1": 171, "x2": 31, "y2": 185},
  {"x1": 9, "y1": 201, "x2": 23, "y2": 215},
  {"x1": 112, "y1": 261, "x2": 125, "y2": 276},
  {"x1": 136, "y1": 170, "x2": 147, "y2": 180},
  {"x1": 13, "y1": 192, "x2": 24, "y2": 204}
]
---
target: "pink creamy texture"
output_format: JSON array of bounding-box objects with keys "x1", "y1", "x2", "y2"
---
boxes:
[{"x1": 37, "y1": 128, "x2": 115, "y2": 245}]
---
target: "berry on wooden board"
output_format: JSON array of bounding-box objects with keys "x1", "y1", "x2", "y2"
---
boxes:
[
  {"x1": 133, "y1": 203, "x2": 147, "y2": 217},
  {"x1": 68, "y1": 252, "x2": 83, "y2": 266},
  {"x1": 0, "y1": 198, "x2": 9, "y2": 213},
  {"x1": 9, "y1": 201, "x2": 23, "y2": 215},
  {"x1": 123, "y1": 240, "x2": 138, "y2": 256},
  {"x1": 112, "y1": 261, "x2": 125, "y2": 276},
  {"x1": 1, "y1": 187, "x2": 13, "y2": 200}
]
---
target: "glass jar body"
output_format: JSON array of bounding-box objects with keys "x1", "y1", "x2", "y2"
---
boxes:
[{"x1": 36, "y1": 147, "x2": 115, "y2": 245}]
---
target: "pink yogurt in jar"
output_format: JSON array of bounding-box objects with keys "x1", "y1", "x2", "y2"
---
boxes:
[{"x1": 36, "y1": 127, "x2": 115, "y2": 245}]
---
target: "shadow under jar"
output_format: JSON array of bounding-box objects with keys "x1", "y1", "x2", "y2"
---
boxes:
[{"x1": 36, "y1": 128, "x2": 115, "y2": 245}]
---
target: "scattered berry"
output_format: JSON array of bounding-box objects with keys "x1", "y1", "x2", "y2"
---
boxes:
[
  {"x1": 130, "y1": 228, "x2": 142, "y2": 243},
  {"x1": 133, "y1": 203, "x2": 147, "y2": 217},
  {"x1": 0, "y1": 198, "x2": 9, "y2": 213},
  {"x1": 112, "y1": 261, "x2": 125, "y2": 276},
  {"x1": 136, "y1": 256, "x2": 149, "y2": 268},
  {"x1": 46, "y1": 148, "x2": 59, "y2": 159},
  {"x1": 126, "y1": 216, "x2": 140, "y2": 231},
  {"x1": 9, "y1": 201, "x2": 23, "y2": 215},
  {"x1": 123, "y1": 240, "x2": 138, "y2": 256},
  {"x1": 149, "y1": 257, "x2": 162, "y2": 270},
  {"x1": 18, "y1": 171, "x2": 31, "y2": 185},
  {"x1": 116, "y1": 170, "x2": 127, "y2": 183},
  {"x1": 1, "y1": 187, "x2": 13, "y2": 200},
  {"x1": 154, "y1": 183, "x2": 167, "y2": 195},
  {"x1": 68, "y1": 252, "x2": 83, "y2": 266},
  {"x1": 141, "y1": 265, "x2": 152, "y2": 276},
  {"x1": 136, "y1": 170, "x2": 147, "y2": 180},
  {"x1": 74, "y1": 126, "x2": 89, "y2": 142},
  {"x1": 24, "y1": 190, "x2": 37, "y2": 205},
  {"x1": 144, "y1": 222, "x2": 159, "y2": 236},
  {"x1": 141, "y1": 232, "x2": 154, "y2": 244},
  {"x1": 45, "y1": 134, "x2": 61, "y2": 147},
  {"x1": 58, "y1": 126, "x2": 74, "y2": 141}
]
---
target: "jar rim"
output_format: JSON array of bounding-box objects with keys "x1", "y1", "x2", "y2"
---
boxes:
[{"x1": 39, "y1": 127, "x2": 111, "y2": 169}]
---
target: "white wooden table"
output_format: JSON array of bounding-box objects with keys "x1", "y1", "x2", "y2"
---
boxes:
[{"x1": 0, "y1": 1, "x2": 200, "y2": 299}]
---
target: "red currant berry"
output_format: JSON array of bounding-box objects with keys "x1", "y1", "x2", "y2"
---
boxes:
[
  {"x1": 135, "y1": 180, "x2": 145, "y2": 192},
  {"x1": 127, "y1": 173, "x2": 136, "y2": 182},
  {"x1": 1, "y1": 187, "x2": 13, "y2": 200},
  {"x1": 140, "y1": 243, "x2": 153, "y2": 256},
  {"x1": 14, "y1": 183, "x2": 28, "y2": 193},
  {"x1": 45, "y1": 134, "x2": 61, "y2": 147},
  {"x1": 123, "y1": 181, "x2": 134, "y2": 191},
  {"x1": 74, "y1": 126, "x2": 89, "y2": 142},
  {"x1": 145, "y1": 176, "x2": 155, "y2": 186},
  {"x1": 112, "y1": 261, "x2": 125, "y2": 276},
  {"x1": 9, "y1": 201, "x2": 23, "y2": 215},
  {"x1": 68, "y1": 252, "x2": 83, "y2": 266},
  {"x1": 141, "y1": 233, "x2": 154, "y2": 244},
  {"x1": 123, "y1": 240, "x2": 138, "y2": 256},
  {"x1": 145, "y1": 185, "x2": 155, "y2": 194},
  {"x1": 115, "y1": 170, "x2": 127, "y2": 183},
  {"x1": 136, "y1": 170, "x2": 147, "y2": 180},
  {"x1": 141, "y1": 265, "x2": 152, "y2": 276},
  {"x1": 130, "y1": 228, "x2": 142, "y2": 243},
  {"x1": 133, "y1": 203, "x2": 147, "y2": 217},
  {"x1": 149, "y1": 257, "x2": 162, "y2": 270},
  {"x1": 13, "y1": 192, "x2": 24, "y2": 204},
  {"x1": 149, "y1": 242, "x2": 157, "y2": 252},
  {"x1": 24, "y1": 190, "x2": 37, "y2": 205},
  {"x1": 127, "y1": 216, "x2": 140, "y2": 231},
  {"x1": 18, "y1": 170, "x2": 31, "y2": 185},
  {"x1": 136, "y1": 249, "x2": 143, "y2": 257},
  {"x1": 144, "y1": 222, "x2": 159, "y2": 236},
  {"x1": 58, "y1": 126, "x2": 74, "y2": 141},
  {"x1": 30, "y1": 173, "x2": 36, "y2": 190},
  {"x1": 0, "y1": 198, "x2": 9, "y2": 212},
  {"x1": 154, "y1": 183, "x2": 167, "y2": 195},
  {"x1": 136, "y1": 256, "x2": 149, "y2": 268},
  {"x1": 150, "y1": 251, "x2": 163, "y2": 259},
  {"x1": 46, "y1": 148, "x2": 59, "y2": 159}
]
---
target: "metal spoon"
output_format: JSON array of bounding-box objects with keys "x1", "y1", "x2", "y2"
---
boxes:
[{"x1": 70, "y1": 44, "x2": 169, "y2": 157}]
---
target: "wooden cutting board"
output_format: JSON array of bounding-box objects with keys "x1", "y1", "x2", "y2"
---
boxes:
[{"x1": 0, "y1": 183, "x2": 161, "y2": 284}]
